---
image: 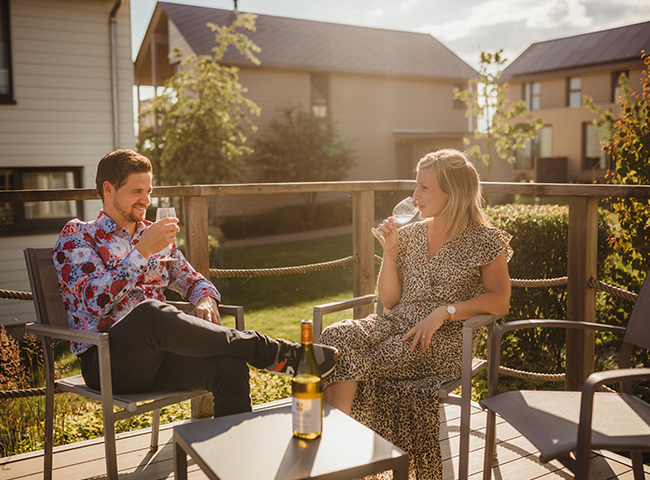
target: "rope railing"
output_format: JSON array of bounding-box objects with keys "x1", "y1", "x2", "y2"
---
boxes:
[
  {"x1": 0, "y1": 257, "x2": 639, "y2": 396},
  {"x1": 209, "y1": 256, "x2": 357, "y2": 277}
]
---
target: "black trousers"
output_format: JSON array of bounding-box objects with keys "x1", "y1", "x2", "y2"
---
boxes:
[{"x1": 78, "y1": 299, "x2": 280, "y2": 417}]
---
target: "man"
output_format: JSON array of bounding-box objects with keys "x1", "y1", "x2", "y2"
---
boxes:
[{"x1": 53, "y1": 149, "x2": 337, "y2": 417}]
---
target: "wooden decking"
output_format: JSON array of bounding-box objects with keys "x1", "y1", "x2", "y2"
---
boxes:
[{"x1": 1, "y1": 402, "x2": 648, "y2": 480}]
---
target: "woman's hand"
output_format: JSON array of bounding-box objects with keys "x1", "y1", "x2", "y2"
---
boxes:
[
  {"x1": 372, "y1": 217, "x2": 399, "y2": 252},
  {"x1": 403, "y1": 306, "x2": 446, "y2": 352}
]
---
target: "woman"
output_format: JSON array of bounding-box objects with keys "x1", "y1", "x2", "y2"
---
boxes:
[{"x1": 320, "y1": 148, "x2": 512, "y2": 479}]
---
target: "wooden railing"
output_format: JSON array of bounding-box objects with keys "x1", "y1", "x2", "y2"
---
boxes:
[{"x1": 2, "y1": 181, "x2": 650, "y2": 391}]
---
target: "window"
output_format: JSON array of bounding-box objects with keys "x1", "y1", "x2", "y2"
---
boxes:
[
  {"x1": 582, "y1": 123, "x2": 608, "y2": 170},
  {"x1": 568, "y1": 77, "x2": 582, "y2": 107},
  {"x1": 311, "y1": 73, "x2": 329, "y2": 118},
  {"x1": 0, "y1": 0, "x2": 14, "y2": 104},
  {"x1": 515, "y1": 126, "x2": 552, "y2": 170},
  {"x1": 611, "y1": 70, "x2": 628, "y2": 104},
  {"x1": 524, "y1": 82, "x2": 540, "y2": 111},
  {"x1": 452, "y1": 85, "x2": 465, "y2": 109},
  {"x1": 0, "y1": 168, "x2": 83, "y2": 235}
]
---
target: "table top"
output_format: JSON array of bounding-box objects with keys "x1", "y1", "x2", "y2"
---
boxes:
[{"x1": 173, "y1": 403, "x2": 408, "y2": 480}]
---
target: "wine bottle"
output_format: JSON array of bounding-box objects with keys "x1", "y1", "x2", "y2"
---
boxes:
[{"x1": 291, "y1": 319, "x2": 323, "y2": 439}]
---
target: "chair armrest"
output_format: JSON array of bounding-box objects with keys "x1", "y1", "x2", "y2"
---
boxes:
[
  {"x1": 313, "y1": 294, "x2": 377, "y2": 316},
  {"x1": 167, "y1": 301, "x2": 245, "y2": 330},
  {"x1": 219, "y1": 304, "x2": 245, "y2": 331},
  {"x1": 584, "y1": 368, "x2": 650, "y2": 395},
  {"x1": 485, "y1": 319, "x2": 627, "y2": 398},
  {"x1": 25, "y1": 322, "x2": 109, "y2": 346},
  {"x1": 462, "y1": 313, "x2": 505, "y2": 330},
  {"x1": 313, "y1": 294, "x2": 377, "y2": 341},
  {"x1": 575, "y1": 367, "x2": 650, "y2": 467}
]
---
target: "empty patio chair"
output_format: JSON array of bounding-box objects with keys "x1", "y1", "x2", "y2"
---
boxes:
[
  {"x1": 23, "y1": 247, "x2": 245, "y2": 480},
  {"x1": 480, "y1": 270, "x2": 650, "y2": 480}
]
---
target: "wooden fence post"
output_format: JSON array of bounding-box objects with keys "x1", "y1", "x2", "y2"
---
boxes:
[
  {"x1": 182, "y1": 195, "x2": 213, "y2": 418},
  {"x1": 353, "y1": 191, "x2": 376, "y2": 319},
  {"x1": 566, "y1": 196, "x2": 599, "y2": 391}
]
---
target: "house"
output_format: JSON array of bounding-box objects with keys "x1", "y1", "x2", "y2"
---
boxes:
[
  {"x1": 0, "y1": 0, "x2": 135, "y2": 330},
  {"x1": 501, "y1": 20, "x2": 650, "y2": 183},
  {"x1": 134, "y1": 2, "x2": 480, "y2": 217}
]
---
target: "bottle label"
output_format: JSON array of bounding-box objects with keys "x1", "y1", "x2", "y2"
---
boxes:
[{"x1": 292, "y1": 396, "x2": 322, "y2": 434}]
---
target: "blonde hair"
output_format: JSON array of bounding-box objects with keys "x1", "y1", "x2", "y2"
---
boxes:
[{"x1": 416, "y1": 148, "x2": 488, "y2": 238}]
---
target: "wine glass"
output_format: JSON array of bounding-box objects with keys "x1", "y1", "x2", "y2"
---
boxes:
[
  {"x1": 155, "y1": 207, "x2": 177, "y2": 262},
  {"x1": 372, "y1": 197, "x2": 420, "y2": 242}
]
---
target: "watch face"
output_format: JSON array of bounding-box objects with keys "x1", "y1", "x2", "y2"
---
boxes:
[{"x1": 447, "y1": 305, "x2": 456, "y2": 314}]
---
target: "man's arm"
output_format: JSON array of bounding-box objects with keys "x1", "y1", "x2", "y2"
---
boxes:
[
  {"x1": 166, "y1": 247, "x2": 222, "y2": 324},
  {"x1": 53, "y1": 221, "x2": 148, "y2": 317}
]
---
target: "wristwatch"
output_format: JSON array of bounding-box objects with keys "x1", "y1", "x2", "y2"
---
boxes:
[{"x1": 446, "y1": 304, "x2": 456, "y2": 320}]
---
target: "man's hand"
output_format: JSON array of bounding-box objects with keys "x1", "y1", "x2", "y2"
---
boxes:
[
  {"x1": 193, "y1": 296, "x2": 221, "y2": 325},
  {"x1": 135, "y1": 218, "x2": 180, "y2": 260}
]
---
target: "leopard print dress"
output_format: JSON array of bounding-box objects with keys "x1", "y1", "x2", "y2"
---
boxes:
[{"x1": 320, "y1": 221, "x2": 513, "y2": 480}]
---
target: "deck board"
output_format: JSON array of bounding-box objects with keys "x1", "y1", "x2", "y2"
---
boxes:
[{"x1": 1, "y1": 403, "x2": 647, "y2": 480}]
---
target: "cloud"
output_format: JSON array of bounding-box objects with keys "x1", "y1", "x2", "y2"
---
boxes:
[{"x1": 527, "y1": 0, "x2": 593, "y2": 29}]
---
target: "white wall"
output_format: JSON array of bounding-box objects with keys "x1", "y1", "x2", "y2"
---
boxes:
[{"x1": 0, "y1": 0, "x2": 135, "y2": 327}]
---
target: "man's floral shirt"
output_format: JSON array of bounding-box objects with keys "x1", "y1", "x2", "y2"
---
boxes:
[{"x1": 53, "y1": 211, "x2": 220, "y2": 355}]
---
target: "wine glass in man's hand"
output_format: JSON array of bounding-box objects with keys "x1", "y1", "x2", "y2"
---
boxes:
[
  {"x1": 372, "y1": 197, "x2": 420, "y2": 242},
  {"x1": 155, "y1": 207, "x2": 177, "y2": 262}
]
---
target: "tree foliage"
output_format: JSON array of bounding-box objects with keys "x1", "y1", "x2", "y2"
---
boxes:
[
  {"x1": 253, "y1": 105, "x2": 356, "y2": 208},
  {"x1": 587, "y1": 53, "x2": 650, "y2": 286},
  {"x1": 138, "y1": 13, "x2": 261, "y2": 185},
  {"x1": 454, "y1": 51, "x2": 543, "y2": 183},
  {"x1": 585, "y1": 54, "x2": 650, "y2": 401}
]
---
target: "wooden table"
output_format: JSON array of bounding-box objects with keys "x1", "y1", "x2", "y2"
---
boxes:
[{"x1": 173, "y1": 403, "x2": 409, "y2": 480}]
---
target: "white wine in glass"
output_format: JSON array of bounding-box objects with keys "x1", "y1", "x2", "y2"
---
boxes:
[
  {"x1": 372, "y1": 197, "x2": 419, "y2": 242},
  {"x1": 155, "y1": 207, "x2": 177, "y2": 262}
]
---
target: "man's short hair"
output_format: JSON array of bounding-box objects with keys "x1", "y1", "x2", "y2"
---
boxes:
[{"x1": 96, "y1": 150, "x2": 152, "y2": 201}]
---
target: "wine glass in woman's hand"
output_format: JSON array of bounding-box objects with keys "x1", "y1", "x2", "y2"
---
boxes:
[
  {"x1": 155, "y1": 207, "x2": 177, "y2": 262},
  {"x1": 372, "y1": 197, "x2": 419, "y2": 242}
]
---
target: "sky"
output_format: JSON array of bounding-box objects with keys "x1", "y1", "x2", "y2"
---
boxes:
[{"x1": 130, "y1": 0, "x2": 650, "y2": 70}]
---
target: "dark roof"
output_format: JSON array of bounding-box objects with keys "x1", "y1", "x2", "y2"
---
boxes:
[
  {"x1": 157, "y1": 2, "x2": 477, "y2": 81},
  {"x1": 502, "y1": 20, "x2": 650, "y2": 80}
]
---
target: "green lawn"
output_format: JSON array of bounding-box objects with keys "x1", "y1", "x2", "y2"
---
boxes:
[{"x1": 214, "y1": 233, "x2": 380, "y2": 341}]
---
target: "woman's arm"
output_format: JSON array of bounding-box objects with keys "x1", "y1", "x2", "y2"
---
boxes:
[
  {"x1": 404, "y1": 251, "x2": 511, "y2": 352},
  {"x1": 376, "y1": 218, "x2": 402, "y2": 309}
]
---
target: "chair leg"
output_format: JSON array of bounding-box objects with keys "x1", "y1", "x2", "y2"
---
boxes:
[
  {"x1": 482, "y1": 410, "x2": 497, "y2": 480},
  {"x1": 631, "y1": 452, "x2": 645, "y2": 480},
  {"x1": 150, "y1": 409, "x2": 161, "y2": 452},
  {"x1": 44, "y1": 377, "x2": 55, "y2": 480},
  {"x1": 458, "y1": 396, "x2": 471, "y2": 480},
  {"x1": 102, "y1": 407, "x2": 119, "y2": 480}
]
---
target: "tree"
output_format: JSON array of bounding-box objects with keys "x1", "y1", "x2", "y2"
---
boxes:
[
  {"x1": 253, "y1": 105, "x2": 356, "y2": 216},
  {"x1": 138, "y1": 13, "x2": 261, "y2": 185},
  {"x1": 586, "y1": 53, "x2": 650, "y2": 288},
  {"x1": 454, "y1": 51, "x2": 543, "y2": 191}
]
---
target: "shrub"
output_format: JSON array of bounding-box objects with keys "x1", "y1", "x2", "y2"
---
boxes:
[{"x1": 481, "y1": 204, "x2": 614, "y2": 393}]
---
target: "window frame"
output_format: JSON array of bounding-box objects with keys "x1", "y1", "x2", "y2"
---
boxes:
[
  {"x1": 0, "y1": 167, "x2": 84, "y2": 236},
  {"x1": 514, "y1": 125, "x2": 552, "y2": 171},
  {"x1": 567, "y1": 77, "x2": 582, "y2": 108},
  {"x1": 0, "y1": 0, "x2": 15, "y2": 105},
  {"x1": 524, "y1": 82, "x2": 541, "y2": 111},
  {"x1": 582, "y1": 122, "x2": 609, "y2": 171},
  {"x1": 611, "y1": 70, "x2": 628, "y2": 104},
  {"x1": 310, "y1": 72, "x2": 329, "y2": 118}
]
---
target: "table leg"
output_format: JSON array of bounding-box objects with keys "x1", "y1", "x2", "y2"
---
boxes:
[{"x1": 174, "y1": 439, "x2": 188, "y2": 480}]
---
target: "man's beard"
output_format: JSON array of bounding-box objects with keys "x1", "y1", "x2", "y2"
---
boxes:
[{"x1": 118, "y1": 204, "x2": 147, "y2": 224}]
